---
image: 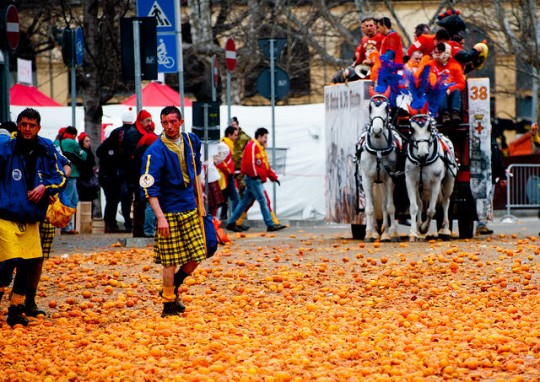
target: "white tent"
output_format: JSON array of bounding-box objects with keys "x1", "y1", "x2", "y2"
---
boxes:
[
  {"x1": 10, "y1": 103, "x2": 327, "y2": 221},
  {"x1": 102, "y1": 104, "x2": 327, "y2": 221}
]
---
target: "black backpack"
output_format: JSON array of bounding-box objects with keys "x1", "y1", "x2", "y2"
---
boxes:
[{"x1": 120, "y1": 124, "x2": 143, "y2": 163}]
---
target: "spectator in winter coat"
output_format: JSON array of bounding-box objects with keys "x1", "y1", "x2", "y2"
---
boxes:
[
  {"x1": 97, "y1": 108, "x2": 136, "y2": 232},
  {"x1": 55, "y1": 125, "x2": 86, "y2": 234},
  {"x1": 76, "y1": 133, "x2": 99, "y2": 205}
]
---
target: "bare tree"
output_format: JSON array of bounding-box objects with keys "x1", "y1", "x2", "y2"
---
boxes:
[
  {"x1": 461, "y1": 1, "x2": 539, "y2": 120},
  {"x1": 16, "y1": 0, "x2": 529, "y2": 128},
  {"x1": 78, "y1": 0, "x2": 132, "y2": 146}
]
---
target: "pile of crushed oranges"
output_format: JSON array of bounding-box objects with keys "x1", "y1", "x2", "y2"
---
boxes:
[{"x1": 1, "y1": 232, "x2": 539, "y2": 381}]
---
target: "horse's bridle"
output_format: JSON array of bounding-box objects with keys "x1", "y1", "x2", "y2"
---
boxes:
[
  {"x1": 365, "y1": 96, "x2": 394, "y2": 157},
  {"x1": 407, "y1": 115, "x2": 440, "y2": 166}
]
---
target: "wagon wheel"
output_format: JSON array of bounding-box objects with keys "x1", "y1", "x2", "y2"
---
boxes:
[
  {"x1": 453, "y1": 182, "x2": 475, "y2": 239},
  {"x1": 351, "y1": 224, "x2": 366, "y2": 240}
]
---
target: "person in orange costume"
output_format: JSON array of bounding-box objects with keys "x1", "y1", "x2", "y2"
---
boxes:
[{"x1": 428, "y1": 42, "x2": 466, "y2": 126}]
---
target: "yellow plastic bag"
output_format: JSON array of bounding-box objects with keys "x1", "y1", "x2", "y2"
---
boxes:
[{"x1": 45, "y1": 195, "x2": 76, "y2": 228}]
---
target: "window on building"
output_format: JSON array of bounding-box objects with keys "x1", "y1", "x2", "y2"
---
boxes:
[
  {"x1": 516, "y1": 61, "x2": 533, "y2": 121},
  {"x1": 340, "y1": 26, "x2": 362, "y2": 62}
]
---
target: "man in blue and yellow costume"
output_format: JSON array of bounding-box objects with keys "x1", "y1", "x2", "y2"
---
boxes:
[{"x1": 0, "y1": 108, "x2": 66, "y2": 327}]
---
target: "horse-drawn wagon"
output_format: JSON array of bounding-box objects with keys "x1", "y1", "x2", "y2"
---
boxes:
[{"x1": 324, "y1": 78, "x2": 492, "y2": 240}]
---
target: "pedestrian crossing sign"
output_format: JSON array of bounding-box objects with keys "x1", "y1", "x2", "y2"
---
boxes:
[{"x1": 137, "y1": 0, "x2": 175, "y2": 33}]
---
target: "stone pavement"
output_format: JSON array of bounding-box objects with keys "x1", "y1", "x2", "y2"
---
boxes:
[{"x1": 49, "y1": 211, "x2": 540, "y2": 257}]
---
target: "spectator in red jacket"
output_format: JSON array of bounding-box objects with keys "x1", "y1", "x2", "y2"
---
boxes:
[{"x1": 225, "y1": 127, "x2": 286, "y2": 233}]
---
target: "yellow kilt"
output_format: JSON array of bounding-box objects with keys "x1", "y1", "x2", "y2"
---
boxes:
[
  {"x1": 0, "y1": 219, "x2": 42, "y2": 262},
  {"x1": 39, "y1": 220, "x2": 56, "y2": 259},
  {"x1": 153, "y1": 209, "x2": 206, "y2": 267}
]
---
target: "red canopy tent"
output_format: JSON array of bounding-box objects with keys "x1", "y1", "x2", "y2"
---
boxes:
[
  {"x1": 121, "y1": 82, "x2": 192, "y2": 107},
  {"x1": 508, "y1": 132, "x2": 533, "y2": 156},
  {"x1": 10, "y1": 83, "x2": 62, "y2": 106}
]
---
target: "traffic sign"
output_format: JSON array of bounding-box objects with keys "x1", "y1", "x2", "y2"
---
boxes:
[
  {"x1": 61, "y1": 27, "x2": 74, "y2": 67},
  {"x1": 225, "y1": 38, "x2": 237, "y2": 73},
  {"x1": 4, "y1": 5, "x2": 19, "y2": 50},
  {"x1": 258, "y1": 38, "x2": 287, "y2": 61},
  {"x1": 256, "y1": 67, "x2": 290, "y2": 101},
  {"x1": 213, "y1": 54, "x2": 219, "y2": 88},
  {"x1": 137, "y1": 0, "x2": 175, "y2": 33},
  {"x1": 157, "y1": 34, "x2": 177, "y2": 72},
  {"x1": 75, "y1": 27, "x2": 84, "y2": 66},
  {"x1": 120, "y1": 17, "x2": 158, "y2": 81}
]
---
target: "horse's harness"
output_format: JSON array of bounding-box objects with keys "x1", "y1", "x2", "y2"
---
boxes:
[
  {"x1": 359, "y1": 96, "x2": 399, "y2": 183},
  {"x1": 406, "y1": 114, "x2": 457, "y2": 190}
]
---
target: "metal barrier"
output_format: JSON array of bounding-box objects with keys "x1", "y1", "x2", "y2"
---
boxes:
[{"x1": 502, "y1": 163, "x2": 540, "y2": 222}]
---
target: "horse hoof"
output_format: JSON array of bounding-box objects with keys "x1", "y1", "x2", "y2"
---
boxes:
[
  {"x1": 380, "y1": 233, "x2": 391, "y2": 242},
  {"x1": 409, "y1": 235, "x2": 417, "y2": 242},
  {"x1": 439, "y1": 234, "x2": 451, "y2": 241}
]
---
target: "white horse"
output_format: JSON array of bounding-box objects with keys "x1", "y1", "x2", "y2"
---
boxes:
[
  {"x1": 405, "y1": 114, "x2": 458, "y2": 241},
  {"x1": 358, "y1": 94, "x2": 400, "y2": 242}
]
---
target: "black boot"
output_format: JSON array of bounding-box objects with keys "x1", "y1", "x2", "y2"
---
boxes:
[
  {"x1": 161, "y1": 301, "x2": 181, "y2": 317},
  {"x1": 25, "y1": 288, "x2": 46, "y2": 317},
  {"x1": 7, "y1": 305, "x2": 29, "y2": 327}
]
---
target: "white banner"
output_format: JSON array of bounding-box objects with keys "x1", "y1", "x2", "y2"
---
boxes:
[
  {"x1": 324, "y1": 80, "x2": 371, "y2": 224},
  {"x1": 468, "y1": 77, "x2": 492, "y2": 223},
  {"x1": 17, "y1": 58, "x2": 32, "y2": 85}
]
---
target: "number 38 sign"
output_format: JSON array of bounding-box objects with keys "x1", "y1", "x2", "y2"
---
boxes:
[{"x1": 467, "y1": 77, "x2": 491, "y2": 221}]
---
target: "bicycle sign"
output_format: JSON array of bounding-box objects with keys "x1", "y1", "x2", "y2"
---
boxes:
[{"x1": 156, "y1": 34, "x2": 177, "y2": 73}]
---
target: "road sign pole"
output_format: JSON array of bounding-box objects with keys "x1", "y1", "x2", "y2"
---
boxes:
[
  {"x1": 70, "y1": 30, "x2": 76, "y2": 128},
  {"x1": 71, "y1": 64, "x2": 76, "y2": 127},
  {"x1": 1, "y1": 49, "x2": 9, "y2": 122},
  {"x1": 224, "y1": 38, "x2": 237, "y2": 124},
  {"x1": 203, "y1": 104, "x2": 209, "y2": 211},
  {"x1": 133, "y1": 19, "x2": 143, "y2": 114},
  {"x1": 1, "y1": 4, "x2": 20, "y2": 122},
  {"x1": 173, "y1": 0, "x2": 185, "y2": 131},
  {"x1": 227, "y1": 71, "x2": 231, "y2": 124},
  {"x1": 270, "y1": 39, "x2": 277, "y2": 213},
  {"x1": 212, "y1": 54, "x2": 217, "y2": 102}
]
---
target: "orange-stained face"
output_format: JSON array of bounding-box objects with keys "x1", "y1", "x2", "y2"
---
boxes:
[
  {"x1": 18, "y1": 117, "x2": 41, "y2": 140},
  {"x1": 161, "y1": 113, "x2": 183, "y2": 140}
]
